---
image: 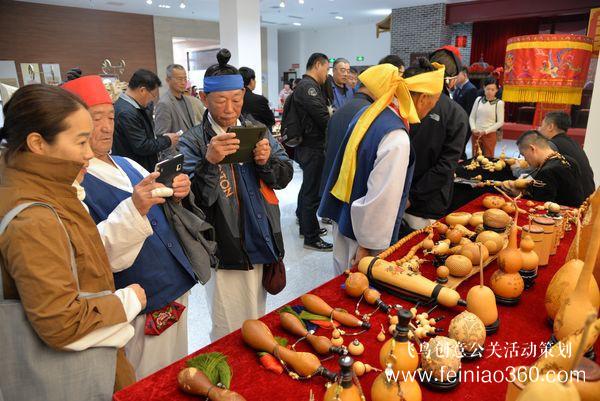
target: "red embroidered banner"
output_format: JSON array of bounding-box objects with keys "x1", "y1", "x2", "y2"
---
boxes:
[{"x1": 503, "y1": 34, "x2": 593, "y2": 105}]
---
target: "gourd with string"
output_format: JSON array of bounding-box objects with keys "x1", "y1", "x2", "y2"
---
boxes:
[
  {"x1": 301, "y1": 294, "x2": 371, "y2": 329},
  {"x1": 323, "y1": 355, "x2": 365, "y2": 401},
  {"x1": 241, "y1": 320, "x2": 337, "y2": 381},
  {"x1": 553, "y1": 209, "x2": 600, "y2": 341},
  {"x1": 345, "y1": 271, "x2": 391, "y2": 314},
  {"x1": 279, "y1": 312, "x2": 344, "y2": 355},
  {"x1": 378, "y1": 309, "x2": 419, "y2": 374}
]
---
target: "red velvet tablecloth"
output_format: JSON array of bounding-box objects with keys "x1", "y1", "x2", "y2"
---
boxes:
[{"x1": 113, "y1": 195, "x2": 598, "y2": 401}]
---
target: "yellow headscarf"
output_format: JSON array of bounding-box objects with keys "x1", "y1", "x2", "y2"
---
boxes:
[{"x1": 330, "y1": 62, "x2": 445, "y2": 203}]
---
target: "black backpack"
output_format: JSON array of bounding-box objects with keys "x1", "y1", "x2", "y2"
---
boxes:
[{"x1": 280, "y1": 91, "x2": 304, "y2": 147}]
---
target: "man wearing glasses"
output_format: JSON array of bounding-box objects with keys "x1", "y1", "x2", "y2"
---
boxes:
[
  {"x1": 154, "y1": 64, "x2": 197, "y2": 152},
  {"x1": 331, "y1": 58, "x2": 354, "y2": 111},
  {"x1": 113, "y1": 69, "x2": 179, "y2": 171}
]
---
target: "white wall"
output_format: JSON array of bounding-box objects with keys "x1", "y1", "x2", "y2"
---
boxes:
[
  {"x1": 278, "y1": 23, "x2": 391, "y2": 77},
  {"x1": 153, "y1": 16, "x2": 220, "y2": 94}
]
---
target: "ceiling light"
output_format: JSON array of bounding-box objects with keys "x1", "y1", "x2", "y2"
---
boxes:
[
  {"x1": 293, "y1": 22, "x2": 301, "y2": 26},
  {"x1": 179, "y1": 2, "x2": 185, "y2": 8},
  {"x1": 146, "y1": 0, "x2": 152, "y2": 4},
  {"x1": 299, "y1": 0, "x2": 304, "y2": 4},
  {"x1": 158, "y1": 4, "x2": 171, "y2": 8},
  {"x1": 335, "y1": 15, "x2": 343, "y2": 20},
  {"x1": 279, "y1": 1, "x2": 285, "y2": 8}
]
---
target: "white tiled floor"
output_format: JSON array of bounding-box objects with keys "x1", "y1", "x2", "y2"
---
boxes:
[{"x1": 187, "y1": 139, "x2": 520, "y2": 353}]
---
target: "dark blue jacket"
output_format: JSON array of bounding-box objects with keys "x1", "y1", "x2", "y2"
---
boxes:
[
  {"x1": 82, "y1": 156, "x2": 197, "y2": 313},
  {"x1": 319, "y1": 107, "x2": 414, "y2": 245},
  {"x1": 454, "y1": 80, "x2": 478, "y2": 116},
  {"x1": 321, "y1": 92, "x2": 373, "y2": 195}
]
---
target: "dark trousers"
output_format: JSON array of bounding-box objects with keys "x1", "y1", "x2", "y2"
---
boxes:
[{"x1": 296, "y1": 146, "x2": 325, "y2": 243}]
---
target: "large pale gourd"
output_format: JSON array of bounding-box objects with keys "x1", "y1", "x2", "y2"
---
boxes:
[
  {"x1": 553, "y1": 209, "x2": 600, "y2": 341},
  {"x1": 545, "y1": 259, "x2": 600, "y2": 320},
  {"x1": 567, "y1": 188, "x2": 600, "y2": 286},
  {"x1": 516, "y1": 379, "x2": 580, "y2": 401}
]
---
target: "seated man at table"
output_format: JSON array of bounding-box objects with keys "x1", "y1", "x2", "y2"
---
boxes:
[
  {"x1": 514, "y1": 130, "x2": 584, "y2": 207},
  {"x1": 319, "y1": 58, "x2": 444, "y2": 274},
  {"x1": 539, "y1": 111, "x2": 595, "y2": 198},
  {"x1": 179, "y1": 49, "x2": 294, "y2": 341}
]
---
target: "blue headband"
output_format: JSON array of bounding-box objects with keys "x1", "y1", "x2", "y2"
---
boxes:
[{"x1": 203, "y1": 74, "x2": 244, "y2": 93}]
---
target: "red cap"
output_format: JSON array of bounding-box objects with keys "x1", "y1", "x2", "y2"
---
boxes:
[
  {"x1": 62, "y1": 75, "x2": 112, "y2": 107},
  {"x1": 438, "y1": 45, "x2": 463, "y2": 63}
]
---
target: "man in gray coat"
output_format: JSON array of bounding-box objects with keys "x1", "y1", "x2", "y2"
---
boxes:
[{"x1": 155, "y1": 64, "x2": 197, "y2": 139}]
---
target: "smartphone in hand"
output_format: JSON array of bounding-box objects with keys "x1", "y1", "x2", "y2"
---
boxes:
[{"x1": 154, "y1": 154, "x2": 184, "y2": 187}]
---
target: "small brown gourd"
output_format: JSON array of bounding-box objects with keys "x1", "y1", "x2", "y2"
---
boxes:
[
  {"x1": 482, "y1": 195, "x2": 506, "y2": 209},
  {"x1": 476, "y1": 230, "x2": 504, "y2": 255},
  {"x1": 483, "y1": 208, "x2": 512, "y2": 230},
  {"x1": 460, "y1": 242, "x2": 489, "y2": 266},
  {"x1": 177, "y1": 368, "x2": 247, "y2": 401},
  {"x1": 519, "y1": 235, "x2": 539, "y2": 272}
]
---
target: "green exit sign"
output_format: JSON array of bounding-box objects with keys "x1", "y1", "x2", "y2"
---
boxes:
[
  {"x1": 356, "y1": 56, "x2": 365, "y2": 62},
  {"x1": 329, "y1": 58, "x2": 336, "y2": 63}
]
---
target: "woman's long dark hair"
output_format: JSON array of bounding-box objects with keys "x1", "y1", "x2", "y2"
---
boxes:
[{"x1": 1, "y1": 84, "x2": 87, "y2": 161}]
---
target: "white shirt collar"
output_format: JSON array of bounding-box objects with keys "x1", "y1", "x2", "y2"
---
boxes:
[{"x1": 207, "y1": 112, "x2": 240, "y2": 134}]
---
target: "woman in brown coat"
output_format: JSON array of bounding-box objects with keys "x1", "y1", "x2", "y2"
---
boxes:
[{"x1": 0, "y1": 85, "x2": 147, "y2": 393}]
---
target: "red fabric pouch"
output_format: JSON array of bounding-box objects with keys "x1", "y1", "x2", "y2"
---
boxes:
[{"x1": 144, "y1": 302, "x2": 186, "y2": 336}]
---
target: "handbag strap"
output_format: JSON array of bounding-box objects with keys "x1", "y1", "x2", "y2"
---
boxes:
[{"x1": 0, "y1": 202, "x2": 80, "y2": 300}]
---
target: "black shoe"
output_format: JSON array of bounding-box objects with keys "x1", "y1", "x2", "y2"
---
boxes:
[
  {"x1": 321, "y1": 217, "x2": 333, "y2": 225},
  {"x1": 299, "y1": 228, "x2": 327, "y2": 238},
  {"x1": 303, "y1": 238, "x2": 333, "y2": 252}
]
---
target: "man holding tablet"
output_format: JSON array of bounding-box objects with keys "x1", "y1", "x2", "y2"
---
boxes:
[{"x1": 179, "y1": 49, "x2": 293, "y2": 341}]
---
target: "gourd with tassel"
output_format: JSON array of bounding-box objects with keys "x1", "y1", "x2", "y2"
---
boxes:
[
  {"x1": 177, "y1": 367, "x2": 246, "y2": 401},
  {"x1": 553, "y1": 209, "x2": 600, "y2": 342},
  {"x1": 379, "y1": 309, "x2": 419, "y2": 374},
  {"x1": 323, "y1": 355, "x2": 366, "y2": 401},
  {"x1": 490, "y1": 203, "x2": 525, "y2": 305},
  {"x1": 344, "y1": 271, "x2": 391, "y2": 313}
]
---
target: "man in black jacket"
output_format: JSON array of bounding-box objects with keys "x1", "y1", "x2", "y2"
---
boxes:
[
  {"x1": 516, "y1": 130, "x2": 584, "y2": 207},
  {"x1": 453, "y1": 66, "x2": 478, "y2": 158},
  {"x1": 112, "y1": 69, "x2": 179, "y2": 171},
  {"x1": 239, "y1": 67, "x2": 276, "y2": 130},
  {"x1": 404, "y1": 47, "x2": 469, "y2": 229},
  {"x1": 539, "y1": 111, "x2": 595, "y2": 198},
  {"x1": 294, "y1": 52, "x2": 332, "y2": 251}
]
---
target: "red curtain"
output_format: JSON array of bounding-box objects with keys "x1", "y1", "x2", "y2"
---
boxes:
[{"x1": 470, "y1": 18, "x2": 541, "y2": 68}]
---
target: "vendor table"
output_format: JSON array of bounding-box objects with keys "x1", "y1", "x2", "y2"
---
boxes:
[{"x1": 114, "y1": 195, "x2": 598, "y2": 401}]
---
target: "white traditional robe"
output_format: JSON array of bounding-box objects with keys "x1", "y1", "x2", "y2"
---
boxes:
[
  {"x1": 85, "y1": 156, "x2": 191, "y2": 379},
  {"x1": 332, "y1": 128, "x2": 411, "y2": 275}
]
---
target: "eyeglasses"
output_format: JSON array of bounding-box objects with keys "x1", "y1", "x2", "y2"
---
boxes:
[{"x1": 172, "y1": 76, "x2": 187, "y2": 82}]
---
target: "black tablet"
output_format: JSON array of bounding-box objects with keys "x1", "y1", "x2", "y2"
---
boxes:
[
  {"x1": 154, "y1": 154, "x2": 184, "y2": 187},
  {"x1": 219, "y1": 126, "x2": 266, "y2": 164}
]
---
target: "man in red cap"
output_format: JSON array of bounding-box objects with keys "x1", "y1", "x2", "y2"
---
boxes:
[{"x1": 62, "y1": 75, "x2": 198, "y2": 379}]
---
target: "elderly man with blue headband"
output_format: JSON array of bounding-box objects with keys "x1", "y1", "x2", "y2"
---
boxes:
[{"x1": 179, "y1": 49, "x2": 293, "y2": 341}]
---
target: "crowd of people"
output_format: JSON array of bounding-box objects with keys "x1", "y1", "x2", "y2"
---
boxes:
[{"x1": 0, "y1": 43, "x2": 596, "y2": 398}]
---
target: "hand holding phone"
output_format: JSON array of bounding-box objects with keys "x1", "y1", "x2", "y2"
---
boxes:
[{"x1": 154, "y1": 154, "x2": 184, "y2": 187}]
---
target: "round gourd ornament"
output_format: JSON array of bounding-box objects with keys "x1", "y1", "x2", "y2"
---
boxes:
[
  {"x1": 448, "y1": 311, "x2": 486, "y2": 354},
  {"x1": 421, "y1": 336, "x2": 462, "y2": 381},
  {"x1": 371, "y1": 371, "x2": 422, "y2": 401},
  {"x1": 502, "y1": 202, "x2": 516, "y2": 215},
  {"x1": 476, "y1": 231, "x2": 504, "y2": 255},
  {"x1": 445, "y1": 255, "x2": 473, "y2": 277},
  {"x1": 483, "y1": 208, "x2": 511, "y2": 230},
  {"x1": 469, "y1": 212, "x2": 484, "y2": 228},
  {"x1": 490, "y1": 269, "x2": 525, "y2": 299},
  {"x1": 446, "y1": 228, "x2": 464, "y2": 245},
  {"x1": 345, "y1": 272, "x2": 369, "y2": 297},
  {"x1": 482, "y1": 195, "x2": 506, "y2": 209},
  {"x1": 460, "y1": 242, "x2": 489, "y2": 266},
  {"x1": 519, "y1": 235, "x2": 539, "y2": 271},
  {"x1": 446, "y1": 212, "x2": 472, "y2": 227}
]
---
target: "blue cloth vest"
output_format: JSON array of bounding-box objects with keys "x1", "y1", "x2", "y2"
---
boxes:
[
  {"x1": 81, "y1": 156, "x2": 196, "y2": 313},
  {"x1": 318, "y1": 107, "x2": 415, "y2": 245}
]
